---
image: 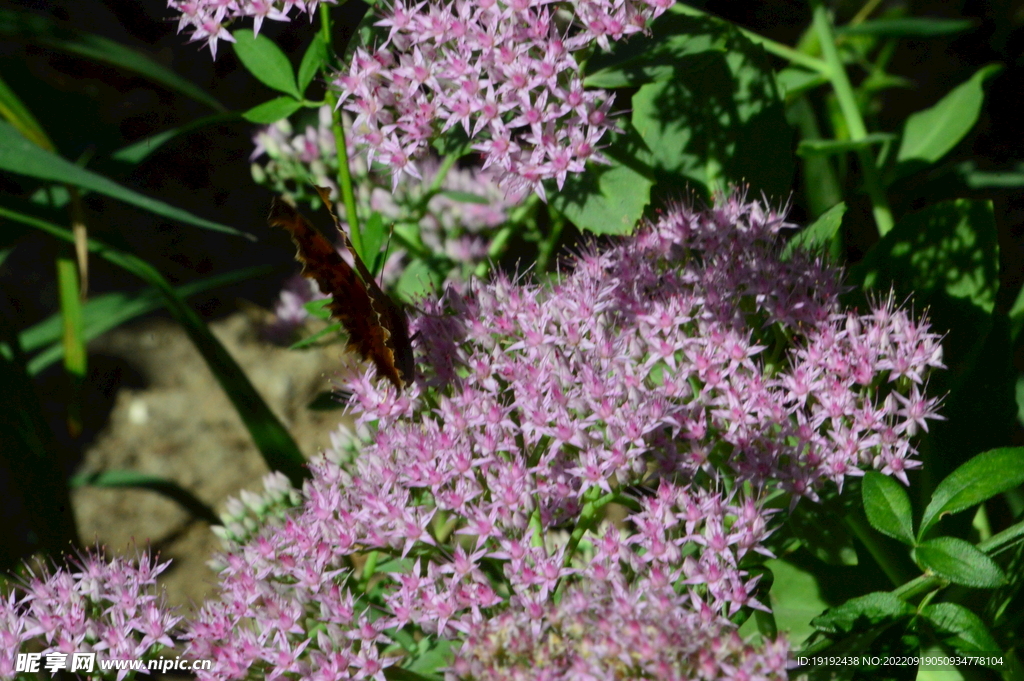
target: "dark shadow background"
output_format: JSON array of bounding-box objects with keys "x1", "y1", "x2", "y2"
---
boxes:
[{"x1": 0, "y1": 0, "x2": 1021, "y2": 568}]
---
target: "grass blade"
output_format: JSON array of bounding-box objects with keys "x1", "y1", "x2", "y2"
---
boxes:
[
  {"x1": 0, "y1": 121, "x2": 254, "y2": 240},
  {"x1": 1, "y1": 205, "x2": 309, "y2": 486},
  {"x1": 21, "y1": 264, "x2": 276, "y2": 375},
  {"x1": 0, "y1": 9, "x2": 225, "y2": 112}
]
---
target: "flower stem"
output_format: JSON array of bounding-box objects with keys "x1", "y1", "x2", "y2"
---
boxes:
[
  {"x1": 319, "y1": 4, "x2": 364, "y2": 256},
  {"x1": 808, "y1": 0, "x2": 894, "y2": 236}
]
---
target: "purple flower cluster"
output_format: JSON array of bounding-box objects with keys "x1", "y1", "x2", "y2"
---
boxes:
[
  {"x1": 453, "y1": 579, "x2": 790, "y2": 680},
  {"x1": 335, "y1": 0, "x2": 674, "y2": 198},
  {"x1": 168, "y1": 0, "x2": 333, "y2": 58},
  {"x1": 181, "y1": 198, "x2": 942, "y2": 679},
  {"x1": 0, "y1": 552, "x2": 181, "y2": 680}
]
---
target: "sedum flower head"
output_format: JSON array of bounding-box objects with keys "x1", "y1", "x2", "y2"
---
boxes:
[
  {"x1": 335, "y1": 0, "x2": 676, "y2": 198},
  {"x1": 0, "y1": 551, "x2": 181, "y2": 681},
  {"x1": 168, "y1": 1, "x2": 335, "y2": 58},
  {"x1": 185, "y1": 197, "x2": 943, "y2": 679}
]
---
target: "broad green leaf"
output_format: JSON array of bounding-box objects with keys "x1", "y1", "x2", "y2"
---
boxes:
[
  {"x1": 70, "y1": 470, "x2": 219, "y2": 524},
  {"x1": 920, "y1": 447, "x2": 1024, "y2": 536},
  {"x1": 893, "y1": 64, "x2": 1002, "y2": 181},
  {"x1": 851, "y1": 199, "x2": 999, "y2": 314},
  {"x1": 0, "y1": 205, "x2": 309, "y2": 487},
  {"x1": 838, "y1": 17, "x2": 978, "y2": 38},
  {"x1": 21, "y1": 265, "x2": 274, "y2": 375},
  {"x1": 759, "y1": 560, "x2": 830, "y2": 646},
  {"x1": 548, "y1": 123, "x2": 653, "y2": 235},
  {"x1": 782, "y1": 202, "x2": 845, "y2": 260},
  {"x1": 110, "y1": 113, "x2": 239, "y2": 165},
  {"x1": 628, "y1": 14, "x2": 792, "y2": 202},
  {"x1": 0, "y1": 121, "x2": 252, "y2": 239},
  {"x1": 797, "y1": 133, "x2": 895, "y2": 157},
  {"x1": 232, "y1": 29, "x2": 300, "y2": 98},
  {"x1": 55, "y1": 255, "x2": 86, "y2": 383},
  {"x1": 811, "y1": 592, "x2": 913, "y2": 634},
  {"x1": 297, "y1": 34, "x2": 329, "y2": 94},
  {"x1": 775, "y1": 67, "x2": 828, "y2": 100},
  {"x1": 0, "y1": 71, "x2": 52, "y2": 150},
  {"x1": 862, "y1": 472, "x2": 915, "y2": 545},
  {"x1": 0, "y1": 9, "x2": 224, "y2": 112},
  {"x1": 913, "y1": 537, "x2": 1006, "y2": 588},
  {"x1": 242, "y1": 96, "x2": 303, "y2": 124},
  {"x1": 921, "y1": 603, "x2": 1001, "y2": 659}
]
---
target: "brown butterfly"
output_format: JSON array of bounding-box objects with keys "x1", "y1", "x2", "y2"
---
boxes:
[{"x1": 268, "y1": 187, "x2": 414, "y2": 391}]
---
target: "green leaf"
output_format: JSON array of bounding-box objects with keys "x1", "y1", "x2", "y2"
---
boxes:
[
  {"x1": 242, "y1": 96, "x2": 303, "y2": 124},
  {"x1": 862, "y1": 472, "x2": 915, "y2": 545},
  {"x1": 21, "y1": 265, "x2": 274, "y2": 375},
  {"x1": 761, "y1": 559, "x2": 832, "y2": 647},
  {"x1": 919, "y1": 447, "x2": 1024, "y2": 536},
  {"x1": 627, "y1": 14, "x2": 793, "y2": 201},
  {"x1": 775, "y1": 67, "x2": 829, "y2": 100},
  {"x1": 303, "y1": 298, "x2": 332, "y2": 321},
  {"x1": 811, "y1": 592, "x2": 913, "y2": 635},
  {"x1": 838, "y1": 17, "x2": 978, "y2": 38},
  {"x1": 110, "y1": 113, "x2": 239, "y2": 165},
  {"x1": 289, "y1": 322, "x2": 342, "y2": 350},
  {"x1": 405, "y1": 638, "x2": 453, "y2": 679},
  {"x1": 0, "y1": 70, "x2": 53, "y2": 150},
  {"x1": 548, "y1": 123, "x2": 653, "y2": 235},
  {"x1": 0, "y1": 205, "x2": 309, "y2": 487},
  {"x1": 232, "y1": 29, "x2": 300, "y2": 98},
  {"x1": 850, "y1": 199, "x2": 999, "y2": 314},
  {"x1": 0, "y1": 121, "x2": 252, "y2": 239},
  {"x1": 921, "y1": 603, "x2": 1001, "y2": 658},
  {"x1": 55, "y1": 256, "x2": 86, "y2": 379},
  {"x1": 297, "y1": 34, "x2": 329, "y2": 94},
  {"x1": 797, "y1": 133, "x2": 896, "y2": 157},
  {"x1": 782, "y1": 202, "x2": 845, "y2": 260},
  {"x1": 69, "y1": 470, "x2": 219, "y2": 525},
  {"x1": 359, "y1": 211, "x2": 387, "y2": 275},
  {"x1": 0, "y1": 9, "x2": 224, "y2": 112},
  {"x1": 913, "y1": 537, "x2": 1006, "y2": 588},
  {"x1": 893, "y1": 64, "x2": 1002, "y2": 181}
]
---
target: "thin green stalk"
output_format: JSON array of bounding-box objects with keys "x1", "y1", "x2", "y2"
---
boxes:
[
  {"x1": 809, "y1": 0, "x2": 894, "y2": 236},
  {"x1": 319, "y1": 4, "x2": 363, "y2": 256}
]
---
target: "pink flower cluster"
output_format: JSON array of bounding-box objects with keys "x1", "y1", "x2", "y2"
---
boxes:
[
  {"x1": 0, "y1": 552, "x2": 181, "y2": 680},
  {"x1": 336, "y1": 0, "x2": 675, "y2": 198},
  {"x1": 453, "y1": 579, "x2": 790, "y2": 680},
  {"x1": 168, "y1": 0, "x2": 334, "y2": 58},
  {"x1": 180, "y1": 198, "x2": 942, "y2": 679}
]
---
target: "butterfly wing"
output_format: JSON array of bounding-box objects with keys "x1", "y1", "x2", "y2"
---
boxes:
[
  {"x1": 269, "y1": 197, "x2": 411, "y2": 390},
  {"x1": 312, "y1": 187, "x2": 415, "y2": 386}
]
